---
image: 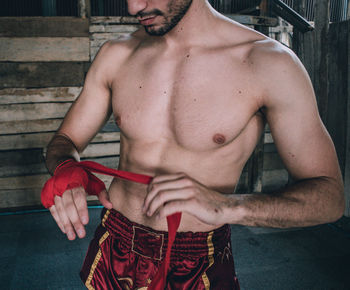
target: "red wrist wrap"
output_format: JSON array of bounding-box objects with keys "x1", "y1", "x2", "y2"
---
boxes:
[
  {"x1": 41, "y1": 160, "x2": 181, "y2": 289},
  {"x1": 41, "y1": 159, "x2": 106, "y2": 209}
]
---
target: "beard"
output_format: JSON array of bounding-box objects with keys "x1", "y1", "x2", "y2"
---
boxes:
[{"x1": 138, "y1": 0, "x2": 193, "y2": 36}]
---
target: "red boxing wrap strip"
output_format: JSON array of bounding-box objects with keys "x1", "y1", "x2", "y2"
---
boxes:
[
  {"x1": 41, "y1": 160, "x2": 105, "y2": 208},
  {"x1": 41, "y1": 160, "x2": 181, "y2": 289}
]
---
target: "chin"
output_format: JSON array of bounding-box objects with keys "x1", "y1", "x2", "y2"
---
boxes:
[{"x1": 145, "y1": 28, "x2": 167, "y2": 36}]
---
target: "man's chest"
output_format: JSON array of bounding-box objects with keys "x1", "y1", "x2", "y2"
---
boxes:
[{"x1": 111, "y1": 52, "x2": 263, "y2": 150}]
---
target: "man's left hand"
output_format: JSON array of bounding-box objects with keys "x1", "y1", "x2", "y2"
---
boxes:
[{"x1": 142, "y1": 172, "x2": 232, "y2": 226}]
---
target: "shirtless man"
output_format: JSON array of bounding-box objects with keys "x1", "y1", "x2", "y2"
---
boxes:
[{"x1": 43, "y1": 0, "x2": 345, "y2": 289}]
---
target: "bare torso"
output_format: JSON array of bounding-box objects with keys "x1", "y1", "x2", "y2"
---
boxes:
[
  {"x1": 51, "y1": 2, "x2": 343, "y2": 241},
  {"x1": 107, "y1": 20, "x2": 267, "y2": 231}
]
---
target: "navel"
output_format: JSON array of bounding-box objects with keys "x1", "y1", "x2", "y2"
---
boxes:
[{"x1": 213, "y1": 133, "x2": 226, "y2": 145}]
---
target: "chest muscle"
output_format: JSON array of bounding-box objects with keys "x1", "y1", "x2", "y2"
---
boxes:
[{"x1": 112, "y1": 51, "x2": 261, "y2": 151}]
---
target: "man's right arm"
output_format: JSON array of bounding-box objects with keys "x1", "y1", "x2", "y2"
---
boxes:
[{"x1": 45, "y1": 41, "x2": 117, "y2": 240}]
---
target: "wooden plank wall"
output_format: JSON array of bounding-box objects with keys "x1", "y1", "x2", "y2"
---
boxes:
[
  {"x1": 0, "y1": 17, "x2": 90, "y2": 89},
  {"x1": 0, "y1": 87, "x2": 120, "y2": 208},
  {"x1": 0, "y1": 17, "x2": 120, "y2": 209},
  {"x1": 0, "y1": 16, "x2": 290, "y2": 209},
  {"x1": 327, "y1": 20, "x2": 350, "y2": 216}
]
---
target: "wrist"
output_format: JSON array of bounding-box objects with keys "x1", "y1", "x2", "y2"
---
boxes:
[
  {"x1": 222, "y1": 194, "x2": 247, "y2": 225},
  {"x1": 45, "y1": 133, "x2": 80, "y2": 175}
]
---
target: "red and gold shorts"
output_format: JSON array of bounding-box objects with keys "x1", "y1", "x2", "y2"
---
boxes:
[{"x1": 80, "y1": 208, "x2": 240, "y2": 289}]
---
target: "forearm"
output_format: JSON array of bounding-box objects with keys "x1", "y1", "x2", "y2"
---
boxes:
[
  {"x1": 227, "y1": 177, "x2": 345, "y2": 228},
  {"x1": 45, "y1": 133, "x2": 80, "y2": 175}
]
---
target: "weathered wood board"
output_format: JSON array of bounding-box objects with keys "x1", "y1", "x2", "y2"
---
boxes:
[
  {"x1": 90, "y1": 16, "x2": 139, "y2": 25},
  {"x1": 0, "y1": 87, "x2": 80, "y2": 104},
  {"x1": 0, "y1": 37, "x2": 90, "y2": 62},
  {"x1": 89, "y1": 24, "x2": 139, "y2": 33},
  {"x1": 0, "y1": 62, "x2": 89, "y2": 88},
  {"x1": 0, "y1": 103, "x2": 72, "y2": 121},
  {"x1": 1, "y1": 117, "x2": 118, "y2": 135},
  {"x1": 0, "y1": 132, "x2": 120, "y2": 151},
  {"x1": 0, "y1": 17, "x2": 89, "y2": 37},
  {"x1": 0, "y1": 155, "x2": 119, "y2": 178}
]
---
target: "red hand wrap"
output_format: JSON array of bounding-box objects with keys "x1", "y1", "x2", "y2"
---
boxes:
[
  {"x1": 41, "y1": 159, "x2": 181, "y2": 289},
  {"x1": 41, "y1": 159, "x2": 106, "y2": 208}
]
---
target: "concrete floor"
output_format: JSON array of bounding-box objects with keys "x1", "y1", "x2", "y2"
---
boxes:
[{"x1": 0, "y1": 208, "x2": 349, "y2": 290}]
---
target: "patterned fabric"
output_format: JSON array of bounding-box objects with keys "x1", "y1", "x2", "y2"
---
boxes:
[{"x1": 80, "y1": 208, "x2": 240, "y2": 290}]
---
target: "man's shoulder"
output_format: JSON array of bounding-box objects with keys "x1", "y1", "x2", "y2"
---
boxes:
[
  {"x1": 219, "y1": 20, "x2": 308, "y2": 102},
  {"x1": 250, "y1": 37, "x2": 298, "y2": 69},
  {"x1": 238, "y1": 32, "x2": 304, "y2": 87},
  {"x1": 244, "y1": 34, "x2": 312, "y2": 107},
  {"x1": 93, "y1": 29, "x2": 145, "y2": 63},
  {"x1": 216, "y1": 18, "x2": 296, "y2": 65}
]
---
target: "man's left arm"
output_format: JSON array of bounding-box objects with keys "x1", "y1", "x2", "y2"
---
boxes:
[{"x1": 228, "y1": 45, "x2": 345, "y2": 228}]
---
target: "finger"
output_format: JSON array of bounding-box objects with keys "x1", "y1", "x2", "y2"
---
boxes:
[
  {"x1": 146, "y1": 187, "x2": 195, "y2": 216},
  {"x1": 62, "y1": 188, "x2": 86, "y2": 239},
  {"x1": 71, "y1": 187, "x2": 89, "y2": 225},
  {"x1": 98, "y1": 190, "x2": 113, "y2": 209},
  {"x1": 158, "y1": 198, "x2": 197, "y2": 220},
  {"x1": 144, "y1": 176, "x2": 193, "y2": 212},
  {"x1": 55, "y1": 194, "x2": 76, "y2": 240},
  {"x1": 49, "y1": 205, "x2": 66, "y2": 233},
  {"x1": 147, "y1": 172, "x2": 186, "y2": 192}
]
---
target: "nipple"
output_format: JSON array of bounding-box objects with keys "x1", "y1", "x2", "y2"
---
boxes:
[{"x1": 213, "y1": 134, "x2": 226, "y2": 145}]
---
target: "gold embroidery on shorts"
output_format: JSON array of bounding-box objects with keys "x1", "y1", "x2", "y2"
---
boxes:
[
  {"x1": 202, "y1": 231, "x2": 215, "y2": 289},
  {"x1": 202, "y1": 272, "x2": 211, "y2": 290},
  {"x1": 207, "y1": 231, "x2": 215, "y2": 267},
  {"x1": 101, "y1": 209, "x2": 110, "y2": 227},
  {"x1": 117, "y1": 277, "x2": 134, "y2": 289},
  {"x1": 85, "y1": 231, "x2": 110, "y2": 289},
  {"x1": 116, "y1": 277, "x2": 150, "y2": 289},
  {"x1": 99, "y1": 231, "x2": 110, "y2": 245}
]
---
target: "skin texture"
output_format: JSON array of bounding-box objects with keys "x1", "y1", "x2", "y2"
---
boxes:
[{"x1": 46, "y1": 0, "x2": 344, "y2": 241}]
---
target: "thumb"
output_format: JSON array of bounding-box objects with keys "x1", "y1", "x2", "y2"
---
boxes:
[{"x1": 98, "y1": 189, "x2": 113, "y2": 209}]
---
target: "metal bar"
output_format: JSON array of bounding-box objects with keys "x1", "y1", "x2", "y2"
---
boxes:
[
  {"x1": 78, "y1": 0, "x2": 90, "y2": 18},
  {"x1": 225, "y1": 14, "x2": 279, "y2": 26},
  {"x1": 271, "y1": 0, "x2": 314, "y2": 32}
]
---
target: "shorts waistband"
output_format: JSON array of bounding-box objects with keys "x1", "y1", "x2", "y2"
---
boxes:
[{"x1": 100, "y1": 208, "x2": 231, "y2": 260}]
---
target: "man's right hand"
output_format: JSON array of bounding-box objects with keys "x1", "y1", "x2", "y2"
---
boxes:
[{"x1": 49, "y1": 188, "x2": 112, "y2": 240}]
